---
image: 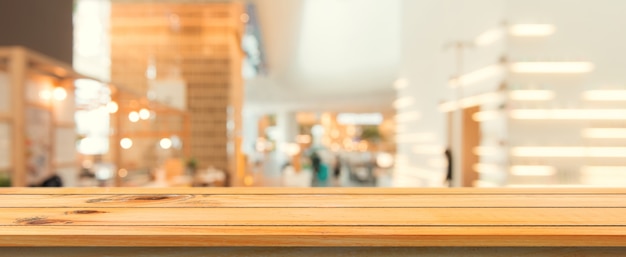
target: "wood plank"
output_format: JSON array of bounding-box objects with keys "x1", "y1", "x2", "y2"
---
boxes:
[
  {"x1": 2, "y1": 247, "x2": 626, "y2": 257},
  {"x1": 1, "y1": 207, "x2": 625, "y2": 226},
  {"x1": 1, "y1": 226, "x2": 626, "y2": 247},
  {"x1": 2, "y1": 187, "x2": 626, "y2": 195},
  {"x1": 1, "y1": 194, "x2": 626, "y2": 208}
]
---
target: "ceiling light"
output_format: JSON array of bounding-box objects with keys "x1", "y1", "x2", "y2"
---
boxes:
[
  {"x1": 510, "y1": 165, "x2": 556, "y2": 176},
  {"x1": 450, "y1": 65, "x2": 503, "y2": 88},
  {"x1": 510, "y1": 62, "x2": 594, "y2": 73},
  {"x1": 511, "y1": 109, "x2": 626, "y2": 120},
  {"x1": 583, "y1": 90, "x2": 626, "y2": 101},
  {"x1": 582, "y1": 128, "x2": 626, "y2": 139},
  {"x1": 509, "y1": 24, "x2": 556, "y2": 37},
  {"x1": 509, "y1": 90, "x2": 554, "y2": 101}
]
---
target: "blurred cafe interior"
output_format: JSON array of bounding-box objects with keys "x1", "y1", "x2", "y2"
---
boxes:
[{"x1": 1, "y1": 0, "x2": 625, "y2": 188}]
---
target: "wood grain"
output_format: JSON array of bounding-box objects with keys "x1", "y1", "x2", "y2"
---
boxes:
[
  {"x1": 3, "y1": 187, "x2": 626, "y2": 195},
  {"x1": 1, "y1": 188, "x2": 625, "y2": 247},
  {"x1": 3, "y1": 247, "x2": 626, "y2": 257},
  {"x1": 2, "y1": 194, "x2": 626, "y2": 207}
]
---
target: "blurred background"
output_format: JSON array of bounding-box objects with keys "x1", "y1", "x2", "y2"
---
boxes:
[{"x1": 0, "y1": 0, "x2": 625, "y2": 188}]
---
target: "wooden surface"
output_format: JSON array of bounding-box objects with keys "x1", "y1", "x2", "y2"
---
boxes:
[
  {"x1": 1, "y1": 188, "x2": 625, "y2": 247},
  {"x1": 2, "y1": 247, "x2": 626, "y2": 257}
]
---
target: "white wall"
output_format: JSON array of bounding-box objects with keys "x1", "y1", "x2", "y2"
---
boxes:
[
  {"x1": 504, "y1": 0, "x2": 626, "y2": 186},
  {"x1": 396, "y1": 0, "x2": 504, "y2": 187},
  {"x1": 397, "y1": 0, "x2": 626, "y2": 187}
]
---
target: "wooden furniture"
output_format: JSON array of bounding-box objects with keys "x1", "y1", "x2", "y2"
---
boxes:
[
  {"x1": 1, "y1": 188, "x2": 625, "y2": 256},
  {"x1": 110, "y1": 2, "x2": 246, "y2": 180},
  {"x1": 0, "y1": 46, "x2": 86, "y2": 187},
  {"x1": 108, "y1": 85, "x2": 191, "y2": 187}
]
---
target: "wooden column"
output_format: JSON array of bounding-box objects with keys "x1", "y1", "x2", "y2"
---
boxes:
[
  {"x1": 9, "y1": 47, "x2": 27, "y2": 187},
  {"x1": 462, "y1": 106, "x2": 480, "y2": 187}
]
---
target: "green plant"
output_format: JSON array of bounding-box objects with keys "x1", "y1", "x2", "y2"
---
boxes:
[
  {"x1": 186, "y1": 157, "x2": 198, "y2": 169},
  {"x1": 360, "y1": 126, "x2": 382, "y2": 142},
  {"x1": 0, "y1": 172, "x2": 10, "y2": 187}
]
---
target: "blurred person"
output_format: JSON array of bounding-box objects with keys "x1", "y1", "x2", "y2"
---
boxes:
[{"x1": 444, "y1": 147, "x2": 453, "y2": 187}]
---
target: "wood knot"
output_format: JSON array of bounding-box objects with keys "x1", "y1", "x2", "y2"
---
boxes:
[
  {"x1": 65, "y1": 210, "x2": 108, "y2": 215},
  {"x1": 86, "y1": 194, "x2": 192, "y2": 204},
  {"x1": 131, "y1": 196, "x2": 170, "y2": 201},
  {"x1": 15, "y1": 217, "x2": 73, "y2": 225}
]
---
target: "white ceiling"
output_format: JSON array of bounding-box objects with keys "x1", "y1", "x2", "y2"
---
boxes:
[{"x1": 246, "y1": 0, "x2": 401, "y2": 112}]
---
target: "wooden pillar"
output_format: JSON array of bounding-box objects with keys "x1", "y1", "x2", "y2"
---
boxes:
[
  {"x1": 462, "y1": 106, "x2": 480, "y2": 187},
  {"x1": 228, "y1": 3, "x2": 245, "y2": 183},
  {"x1": 9, "y1": 47, "x2": 27, "y2": 187}
]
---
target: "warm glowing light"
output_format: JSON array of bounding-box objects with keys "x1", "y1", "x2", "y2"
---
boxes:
[
  {"x1": 159, "y1": 138, "x2": 172, "y2": 149},
  {"x1": 53, "y1": 87, "x2": 67, "y2": 101},
  {"x1": 393, "y1": 78, "x2": 409, "y2": 90},
  {"x1": 240, "y1": 13, "x2": 250, "y2": 23},
  {"x1": 106, "y1": 102, "x2": 119, "y2": 113},
  {"x1": 475, "y1": 28, "x2": 504, "y2": 46},
  {"x1": 472, "y1": 111, "x2": 502, "y2": 122},
  {"x1": 118, "y1": 169, "x2": 128, "y2": 178},
  {"x1": 450, "y1": 65, "x2": 503, "y2": 88},
  {"x1": 120, "y1": 138, "x2": 133, "y2": 149},
  {"x1": 320, "y1": 113, "x2": 332, "y2": 125},
  {"x1": 296, "y1": 135, "x2": 312, "y2": 144},
  {"x1": 509, "y1": 90, "x2": 555, "y2": 101},
  {"x1": 583, "y1": 90, "x2": 626, "y2": 101},
  {"x1": 511, "y1": 147, "x2": 626, "y2": 157},
  {"x1": 473, "y1": 146, "x2": 500, "y2": 156},
  {"x1": 511, "y1": 109, "x2": 626, "y2": 120},
  {"x1": 509, "y1": 24, "x2": 556, "y2": 37},
  {"x1": 128, "y1": 111, "x2": 140, "y2": 122},
  {"x1": 393, "y1": 96, "x2": 415, "y2": 109},
  {"x1": 376, "y1": 152, "x2": 394, "y2": 168},
  {"x1": 284, "y1": 143, "x2": 301, "y2": 156},
  {"x1": 510, "y1": 165, "x2": 556, "y2": 176},
  {"x1": 39, "y1": 90, "x2": 52, "y2": 100},
  {"x1": 331, "y1": 130, "x2": 340, "y2": 139},
  {"x1": 473, "y1": 163, "x2": 501, "y2": 174},
  {"x1": 139, "y1": 108, "x2": 151, "y2": 120},
  {"x1": 346, "y1": 126, "x2": 356, "y2": 136},
  {"x1": 510, "y1": 62, "x2": 594, "y2": 73},
  {"x1": 582, "y1": 128, "x2": 626, "y2": 139},
  {"x1": 243, "y1": 175, "x2": 254, "y2": 186}
]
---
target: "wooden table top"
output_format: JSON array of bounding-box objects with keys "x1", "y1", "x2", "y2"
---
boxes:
[{"x1": 1, "y1": 188, "x2": 625, "y2": 247}]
